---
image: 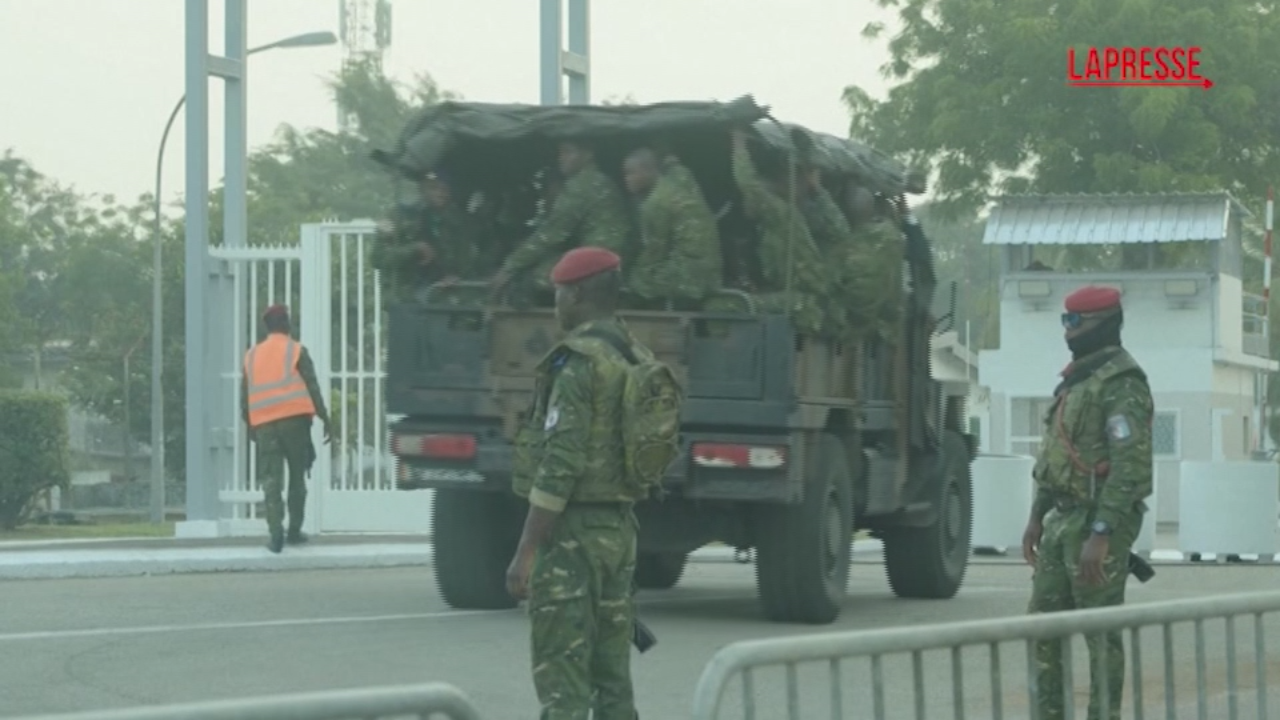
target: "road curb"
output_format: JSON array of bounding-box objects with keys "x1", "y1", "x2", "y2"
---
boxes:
[
  {"x1": 0, "y1": 544, "x2": 433, "y2": 580},
  {"x1": 0, "y1": 539, "x2": 890, "y2": 580}
]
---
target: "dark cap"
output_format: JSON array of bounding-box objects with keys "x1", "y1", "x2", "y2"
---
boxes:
[{"x1": 262, "y1": 304, "x2": 290, "y2": 321}]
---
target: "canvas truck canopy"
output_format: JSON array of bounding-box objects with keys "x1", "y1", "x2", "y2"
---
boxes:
[
  {"x1": 371, "y1": 95, "x2": 768, "y2": 179},
  {"x1": 371, "y1": 95, "x2": 921, "y2": 197},
  {"x1": 750, "y1": 121, "x2": 926, "y2": 195}
]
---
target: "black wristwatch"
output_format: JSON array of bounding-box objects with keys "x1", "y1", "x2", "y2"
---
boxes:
[{"x1": 1091, "y1": 520, "x2": 1112, "y2": 536}]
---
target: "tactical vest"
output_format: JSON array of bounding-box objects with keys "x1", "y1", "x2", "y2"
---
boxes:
[
  {"x1": 511, "y1": 321, "x2": 640, "y2": 504},
  {"x1": 1034, "y1": 348, "x2": 1150, "y2": 501}
]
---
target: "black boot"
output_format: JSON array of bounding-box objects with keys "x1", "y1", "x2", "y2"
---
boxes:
[
  {"x1": 267, "y1": 530, "x2": 284, "y2": 554},
  {"x1": 286, "y1": 530, "x2": 309, "y2": 545}
]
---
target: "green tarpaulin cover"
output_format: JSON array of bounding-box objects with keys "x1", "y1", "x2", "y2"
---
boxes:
[{"x1": 371, "y1": 95, "x2": 921, "y2": 195}]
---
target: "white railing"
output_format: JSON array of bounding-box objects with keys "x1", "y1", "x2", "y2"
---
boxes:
[
  {"x1": 691, "y1": 591, "x2": 1280, "y2": 719},
  {"x1": 14, "y1": 683, "x2": 483, "y2": 720}
]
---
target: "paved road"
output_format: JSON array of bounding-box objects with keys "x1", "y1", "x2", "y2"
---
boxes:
[{"x1": 1, "y1": 556, "x2": 1278, "y2": 719}]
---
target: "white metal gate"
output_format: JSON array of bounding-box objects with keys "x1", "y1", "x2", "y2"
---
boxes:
[
  {"x1": 208, "y1": 221, "x2": 431, "y2": 536},
  {"x1": 301, "y1": 221, "x2": 432, "y2": 534}
]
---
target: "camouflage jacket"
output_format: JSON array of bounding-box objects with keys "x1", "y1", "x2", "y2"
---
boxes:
[
  {"x1": 369, "y1": 202, "x2": 486, "y2": 300},
  {"x1": 500, "y1": 164, "x2": 633, "y2": 287},
  {"x1": 626, "y1": 163, "x2": 723, "y2": 304},
  {"x1": 802, "y1": 186, "x2": 855, "y2": 254},
  {"x1": 512, "y1": 319, "x2": 640, "y2": 511},
  {"x1": 730, "y1": 141, "x2": 828, "y2": 296},
  {"x1": 1031, "y1": 346, "x2": 1154, "y2": 528}
]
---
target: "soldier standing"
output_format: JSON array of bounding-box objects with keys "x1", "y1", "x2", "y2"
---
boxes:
[
  {"x1": 241, "y1": 305, "x2": 332, "y2": 554},
  {"x1": 620, "y1": 147, "x2": 723, "y2": 310},
  {"x1": 1022, "y1": 286, "x2": 1154, "y2": 720},
  {"x1": 505, "y1": 247, "x2": 645, "y2": 720},
  {"x1": 491, "y1": 141, "x2": 633, "y2": 304}
]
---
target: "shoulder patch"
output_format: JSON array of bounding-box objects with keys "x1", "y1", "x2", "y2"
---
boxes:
[
  {"x1": 550, "y1": 352, "x2": 569, "y2": 370},
  {"x1": 1106, "y1": 414, "x2": 1133, "y2": 442},
  {"x1": 544, "y1": 406, "x2": 560, "y2": 431}
]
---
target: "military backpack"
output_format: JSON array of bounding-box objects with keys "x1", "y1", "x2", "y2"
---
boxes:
[{"x1": 582, "y1": 328, "x2": 685, "y2": 499}]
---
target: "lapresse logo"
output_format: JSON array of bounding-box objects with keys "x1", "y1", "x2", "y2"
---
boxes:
[{"x1": 1067, "y1": 46, "x2": 1213, "y2": 89}]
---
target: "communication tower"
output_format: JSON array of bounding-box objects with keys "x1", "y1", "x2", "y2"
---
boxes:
[{"x1": 338, "y1": 0, "x2": 393, "y2": 131}]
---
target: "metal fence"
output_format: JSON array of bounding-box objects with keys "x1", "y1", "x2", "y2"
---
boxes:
[
  {"x1": 691, "y1": 590, "x2": 1280, "y2": 720},
  {"x1": 16, "y1": 682, "x2": 483, "y2": 720}
]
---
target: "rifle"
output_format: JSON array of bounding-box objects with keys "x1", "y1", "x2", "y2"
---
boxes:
[
  {"x1": 1128, "y1": 552, "x2": 1156, "y2": 583},
  {"x1": 632, "y1": 618, "x2": 657, "y2": 653}
]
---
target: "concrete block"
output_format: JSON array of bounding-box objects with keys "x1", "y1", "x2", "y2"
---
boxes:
[{"x1": 1179, "y1": 461, "x2": 1279, "y2": 557}]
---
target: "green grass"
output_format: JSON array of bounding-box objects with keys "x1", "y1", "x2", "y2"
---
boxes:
[{"x1": 0, "y1": 521, "x2": 175, "y2": 542}]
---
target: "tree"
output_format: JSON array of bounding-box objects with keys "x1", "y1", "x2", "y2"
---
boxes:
[
  {"x1": 845, "y1": 0, "x2": 1280, "y2": 218},
  {"x1": 238, "y1": 56, "x2": 460, "y2": 248},
  {"x1": 914, "y1": 203, "x2": 1000, "y2": 349},
  {"x1": 0, "y1": 151, "x2": 103, "y2": 388}
]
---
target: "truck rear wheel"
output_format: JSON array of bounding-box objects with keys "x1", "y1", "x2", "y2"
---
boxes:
[
  {"x1": 882, "y1": 431, "x2": 973, "y2": 599},
  {"x1": 753, "y1": 433, "x2": 853, "y2": 624},
  {"x1": 635, "y1": 552, "x2": 687, "y2": 590},
  {"x1": 432, "y1": 489, "x2": 519, "y2": 610}
]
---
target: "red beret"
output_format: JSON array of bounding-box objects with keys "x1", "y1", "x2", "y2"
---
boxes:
[
  {"x1": 550, "y1": 247, "x2": 621, "y2": 285},
  {"x1": 262, "y1": 304, "x2": 289, "y2": 320},
  {"x1": 1064, "y1": 286, "x2": 1121, "y2": 313}
]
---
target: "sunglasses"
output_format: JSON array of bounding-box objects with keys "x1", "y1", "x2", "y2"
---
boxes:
[{"x1": 1061, "y1": 312, "x2": 1083, "y2": 330}]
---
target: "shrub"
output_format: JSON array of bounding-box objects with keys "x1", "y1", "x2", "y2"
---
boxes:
[{"x1": 0, "y1": 391, "x2": 70, "y2": 530}]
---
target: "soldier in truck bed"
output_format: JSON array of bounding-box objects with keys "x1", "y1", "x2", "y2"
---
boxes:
[
  {"x1": 490, "y1": 140, "x2": 633, "y2": 305},
  {"x1": 719, "y1": 127, "x2": 831, "y2": 336},
  {"x1": 620, "y1": 147, "x2": 723, "y2": 310},
  {"x1": 370, "y1": 170, "x2": 486, "y2": 302}
]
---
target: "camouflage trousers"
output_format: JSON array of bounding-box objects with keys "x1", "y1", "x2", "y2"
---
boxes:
[
  {"x1": 253, "y1": 415, "x2": 316, "y2": 539},
  {"x1": 1028, "y1": 505, "x2": 1143, "y2": 720},
  {"x1": 529, "y1": 504, "x2": 639, "y2": 720}
]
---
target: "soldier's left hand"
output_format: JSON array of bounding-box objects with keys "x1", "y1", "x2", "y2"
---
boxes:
[
  {"x1": 506, "y1": 551, "x2": 533, "y2": 600},
  {"x1": 1076, "y1": 534, "x2": 1110, "y2": 586}
]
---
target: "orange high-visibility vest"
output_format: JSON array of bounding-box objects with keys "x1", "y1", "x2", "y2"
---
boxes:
[{"x1": 243, "y1": 334, "x2": 317, "y2": 428}]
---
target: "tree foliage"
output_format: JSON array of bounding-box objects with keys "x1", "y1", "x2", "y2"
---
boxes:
[
  {"x1": 846, "y1": 0, "x2": 1280, "y2": 217},
  {"x1": 242, "y1": 57, "x2": 459, "y2": 248}
]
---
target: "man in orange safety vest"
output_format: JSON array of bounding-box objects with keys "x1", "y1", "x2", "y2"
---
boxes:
[{"x1": 241, "y1": 305, "x2": 332, "y2": 553}]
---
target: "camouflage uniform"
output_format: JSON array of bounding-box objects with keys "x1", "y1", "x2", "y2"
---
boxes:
[
  {"x1": 730, "y1": 139, "x2": 830, "y2": 335},
  {"x1": 501, "y1": 164, "x2": 633, "y2": 297},
  {"x1": 846, "y1": 216, "x2": 906, "y2": 341},
  {"x1": 1028, "y1": 346, "x2": 1154, "y2": 720},
  {"x1": 512, "y1": 318, "x2": 645, "y2": 720},
  {"x1": 625, "y1": 159, "x2": 723, "y2": 309},
  {"x1": 369, "y1": 202, "x2": 486, "y2": 302},
  {"x1": 240, "y1": 341, "x2": 330, "y2": 541},
  {"x1": 802, "y1": 186, "x2": 859, "y2": 337}
]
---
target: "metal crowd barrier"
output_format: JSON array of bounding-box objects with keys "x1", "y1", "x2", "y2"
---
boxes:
[
  {"x1": 16, "y1": 682, "x2": 483, "y2": 720},
  {"x1": 691, "y1": 590, "x2": 1280, "y2": 720}
]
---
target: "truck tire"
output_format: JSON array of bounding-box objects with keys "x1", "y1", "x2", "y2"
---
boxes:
[
  {"x1": 883, "y1": 430, "x2": 973, "y2": 599},
  {"x1": 753, "y1": 433, "x2": 853, "y2": 624},
  {"x1": 432, "y1": 489, "x2": 519, "y2": 610},
  {"x1": 635, "y1": 552, "x2": 687, "y2": 590}
]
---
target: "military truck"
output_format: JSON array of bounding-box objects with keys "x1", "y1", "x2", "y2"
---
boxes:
[{"x1": 372, "y1": 96, "x2": 976, "y2": 625}]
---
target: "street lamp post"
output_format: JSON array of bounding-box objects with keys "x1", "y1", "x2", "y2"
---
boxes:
[{"x1": 150, "y1": 29, "x2": 336, "y2": 524}]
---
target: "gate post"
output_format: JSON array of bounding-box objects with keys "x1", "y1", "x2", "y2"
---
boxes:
[{"x1": 299, "y1": 224, "x2": 334, "y2": 533}]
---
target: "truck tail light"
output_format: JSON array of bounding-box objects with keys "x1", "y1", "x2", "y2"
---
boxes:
[
  {"x1": 392, "y1": 433, "x2": 476, "y2": 460},
  {"x1": 691, "y1": 443, "x2": 787, "y2": 470}
]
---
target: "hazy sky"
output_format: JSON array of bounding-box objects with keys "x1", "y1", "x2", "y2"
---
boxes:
[{"x1": 0, "y1": 0, "x2": 897, "y2": 206}]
